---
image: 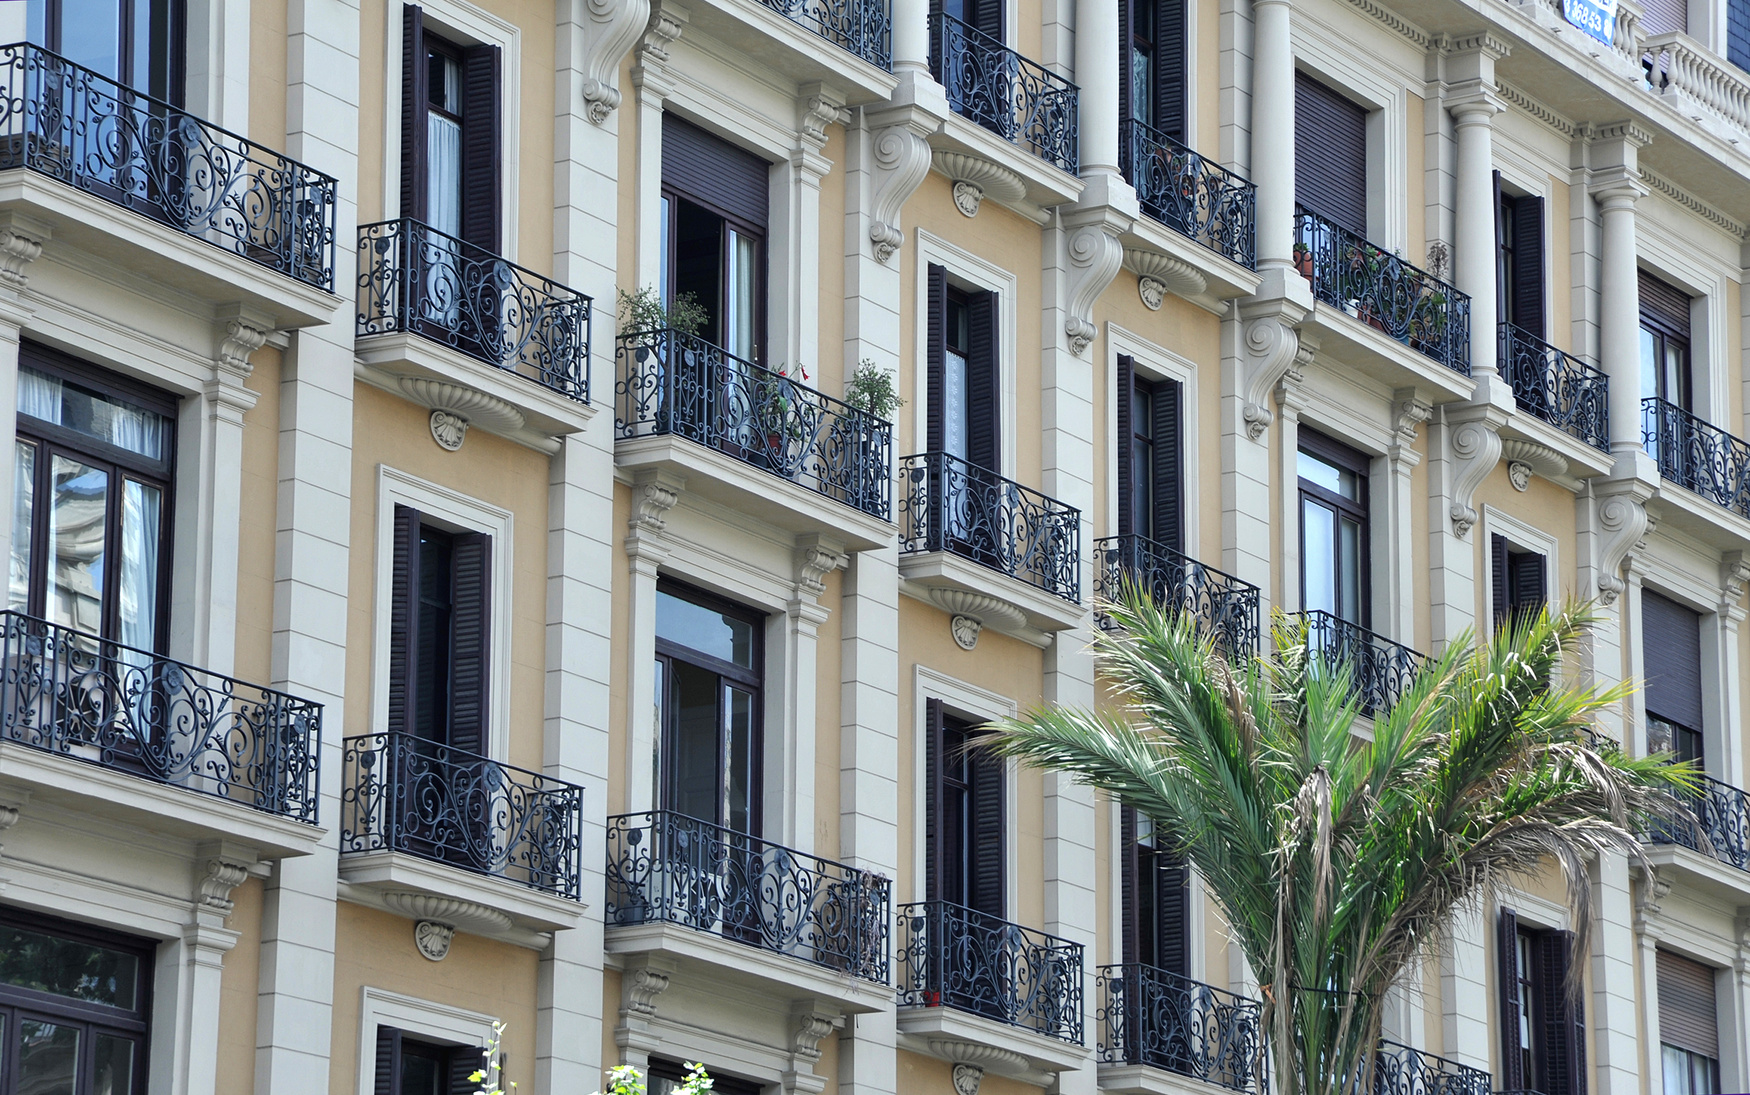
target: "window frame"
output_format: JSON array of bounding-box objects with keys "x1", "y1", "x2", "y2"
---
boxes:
[
  {"x1": 26, "y1": 0, "x2": 186, "y2": 102},
  {"x1": 1296, "y1": 430, "x2": 1371, "y2": 628}
]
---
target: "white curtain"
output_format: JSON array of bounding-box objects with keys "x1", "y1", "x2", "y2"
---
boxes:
[
  {"x1": 118, "y1": 480, "x2": 160, "y2": 653},
  {"x1": 17, "y1": 367, "x2": 61, "y2": 421},
  {"x1": 9, "y1": 440, "x2": 33, "y2": 612},
  {"x1": 108, "y1": 405, "x2": 165, "y2": 460},
  {"x1": 427, "y1": 114, "x2": 463, "y2": 238}
]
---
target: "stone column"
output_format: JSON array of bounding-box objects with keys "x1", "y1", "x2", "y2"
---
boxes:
[
  {"x1": 1439, "y1": 903, "x2": 1490, "y2": 1068},
  {"x1": 1590, "y1": 851, "x2": 1641, "y2": 1095},
  {"x1": 1444, "y1": 40, "x2": 1507, "y2": 383},
  {"x1": 1250, "y1": 0, "x2": 1294, "y2": 270},
  {"x1": 1635, "y1": 877, "x2": 1670, "y2": 1095},
  {"x1": 1075, "y1": 0, "x2": 1120, "y2": 177},
  {"x1": 161, "y1": 850, "x2": 252, "y2": 1095},
  {"x1": 1384, "y1": 394, "x2": 1430, "y2": 642},
  {"x1": 892, "y1": 0, "x2": 930, "y2": 77}
]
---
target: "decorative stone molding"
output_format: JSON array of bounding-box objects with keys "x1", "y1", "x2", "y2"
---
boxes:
[
  {"x1": 926, "y1": 588, "x2": 1028, "y2": 635},
  {"x1": 1634, "y1": 866, "x2": 1670, "y2": 930},
  {"x1": 866, "y1": 115, "x2": 935, "y2": 263},
  {"x1": 1444, "y1": 408, "x2": 1506, "y2": 538},
  {"x1": 0, "y1": 802, "x2": 18, "y2": 887},
  {"x1": 800, "y1": 84, "x2": 848, "y2": 149},
  {"x1": 429, "y1": 410, "x2": 468, "y2": 450},
  {"x1": 933, "y1": 151, "x2": 1024, "y2": 218},
  {"x1": 1594, "y1": 480, "x2": 1652, "y2": 605},
  {"x1": 924, "y1": 1039, "x2": 1027, "y2": 1076},
  {"x1": 1124, "y1": 248, "x2": 1205, "y2": 304},
  {"x1": 1063, "y1": 226, "x2": 1124, "y2": 356},
  {"x1": 952, "y1": 1065, "x2": 985, "y2": 1095},
  {"x1": 624, "y1": 965, "x2": 671, "y2": 1017},
  {"x1": 380, "y1": 891, "x2": 514, "y2": 934},
  {"x1": 0, "y1": 214, "x2": 49, "y2": 290},
  {"x1": 1392, "y1": 392, "x2": 1432, "y2": 447},
  {"x1": 414, "y1": 919, "x2": 456, "y2": 961},
  {"x1": 791, "y1": 1009, "x2": 840, "y2": 1061},
  {"x1": 951, "y1": 615, "x2": 981, "y2": 650},
  {"x1": 639, "y1": 0, "x2": 685, "y2": 70},
  {"x1": 629, "y1": 471, "x2": 683, "y2": 541},
  {"x1": 795, "y1": 537, "x2": 849, "y2": 597},
  {"x1": 215, "y1": 309, "x2": 272, "y2": 377},
  {"x1": 1500, "y1": 437, "x2": 1567, "y2": 491},
  {"x1": 1239, "y1": 313, "x2": 1307, "y2": 441},
  {"x1": 197, "y1": 857, "x2": 252, "y2": 914},
  {"x1": 397, "y1": 377, "x2": 526, "y2": 434},
  {"x1": 579, "y1": 0, "x2": 650, "y2": 123},
  {"x1": 1723, "y1": 551, "x2": 1750, "y2": 609}
]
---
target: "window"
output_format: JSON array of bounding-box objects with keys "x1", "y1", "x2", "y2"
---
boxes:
[
  {"x1": 1298, "y1": 433, "x2": 1369, "y2": 626},
  {"x1": 1497, "y1": 909, "x2": 1585, "y2": 1095},
  {"x1": 1640, "y1": 269, "x2": 1692, "y2": 412},
  {"x1": 388, "y1": 506, "x2": 492, "y2": 757},
  {"x1": 10, "y1": 349, "x2": 175, "y2": 652},
  {"x1": 1658, "y1": 950, "x2": 1720, "y2": 1095},
  {"x1": 0, "y1": 909, "x2": 153, "y2": 1095},
  {"x1": 1497, "y1": 179, "x2": 1545, "y2": 338},
  {"x1": 1643, "y1": 592, "x2": 1703, "y2": 764},
  {"x1": 924, "y1": 699, "x2": 1003, "y2": 915},
  {"x1": 1730, "y1": 0, "x2": 1750, "y2": 74},
  {"x1": 1116, "y1": 357, "x2": 1183, "y2": 549},
  {"x1": 931, "y1": 0, "x2": 1002, "y2": 40},
  {"x1": 649, "y1": 1059, "x2": 763, "y2": 1095},
  {"x1": 1119, "y1": 0, "x2": 1186, "y2": 141},
  {"x1": 373, "y1": 1026, "x2": 485, "y2": 1095},
  {"x1": 1490, "y1": 536, "x2": 1546, "y2": 628},
  {"x1": 661, "y1": 117, "x2": 769, "y2": 364},
  {"x1": 26, "y1": 0, "x2": 181, "y2": 101},
  {"x1": 1294, "y1": 72, "x2": 1368, "y2": 236},
  {"x1": 401, "y1": 5, "x2": 501, "y2": 251},
  {"x1": 1121, "y1": 808, "x2": 1186, "y2": 974},
  {"x1": 926, "y1": 264, "x2": 999, "y2": 473},
  {"x1": 654, "y1": 582, "x2": 763, "y2": 837}
]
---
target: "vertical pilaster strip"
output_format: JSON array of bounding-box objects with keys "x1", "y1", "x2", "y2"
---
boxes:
[
  {"x1": 0, "y1": 215, "x2": 47, "y2": 584},
  {"x1": 1590, "y1": 851, "x2": 1641, "y2": 1095},
  {"x1": 1438, "y1": 902, "x2": 1490, "y2": 1068}
]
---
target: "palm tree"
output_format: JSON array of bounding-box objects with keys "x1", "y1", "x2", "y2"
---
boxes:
[{"x1": 982, "y1": 587, "x2": 1696, "y2": 1095}]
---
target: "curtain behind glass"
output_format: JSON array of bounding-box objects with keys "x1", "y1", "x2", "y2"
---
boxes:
[
  {"x1": 17, "y1": 368, "x2": 62, "y2": 422},
  {"x1": 10, "y1": 441, "x2": 34, "y2": 612},
  {"x1": 725, "y1": 229, "x2": 758, "y2": 363},
  {"x1": 118, "y1": 479, "x2": 160, "y2": 651}
]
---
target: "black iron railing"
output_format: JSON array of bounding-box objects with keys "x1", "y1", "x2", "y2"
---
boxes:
[
  {"x1": 1294, "y1": 206, "x2": 1470, "y2": 375},
  {"x1": 929, "y1": 13, "x2": 1078, "y2": 172},
  {"x1": 604, "y1": 811, "x2": 892, "y2": 982},
  {"x1": 1643, "y1": 397, "x2": 1750, "y2": 519},
  {"x1": 1294, "y1": 610, "x2": 1423, "y2": 716},
  {"x1": 0, "y1": 43, "x2": 336, "y2": 289},
  {"x1": 1648, "y1": 772, "x2": 1750, "y2": 872},
  {"x1": 759, "y1": 0, "x2": 891, "y2": 68},
  {"x1": 1120, "y1": 118, "x2": 1256, "y2": 269},
  {"x1": 615, "y1": 328, "x2": 893, "y2": 521},
  {"x1": 898, "y1": 900, "x2": 1083, "y2": 1044},
  {"x1": 898, "y1": 451, "x2": 1080, "y2": 603},
  {"x1": 1499, "y1": 325, "x2": 1608, "y2": 452},
  {"x1": 0, "y1": 611, "x2": 321, "y2": 822},
  {"x1": 357, "y1": 219, "x2": 592, "y2": 403},
  {"x1": 340, "y1": 732, "x2": 584, "y2": 898},
  {"x1": 1097, "y1": 964, "x2": 1265, "y2": 1093},
  {"x1": 1095, "y1": 535, "x2": 1260, "y2": 655},
  {"x1": 1371, "y1": 1042, "x2": 1490, "y2": 1095}
]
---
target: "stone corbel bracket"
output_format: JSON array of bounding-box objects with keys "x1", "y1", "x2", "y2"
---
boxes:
[
  {"x1": 1594, "y1": 476, "x2": 1653, "y2": 605},
  {"x1": 1237, "y1": 302, "x2": 1310, "y2": 442},
  {"x1": 0, "y1": 212, "x2": 50, "y2": 292},
  {"x1": 865, "y1": 110, "x2": 937, "y2": 263},
  {"x1": 1443, "y1": 404, "x2": 1507, "y2": 538},
  {"x1": 579, "y1": 0, "x2": 651, "y2": 124},
  {"x1": 1063, "y1": 224, "x2": 1124, "y2": 356},
  {"x1": 933, "y1": 151, "x2": 1024, "y2": 219},
  {"x1": 396, "y1": 377, "x2": 526, "y2": 449},
  {"x1": 1500, "y1": 437, "x2": 1567, "y2": 491},
  {"x1": 1125, "y1": 247, "x2": 1205, "y2": 310}
]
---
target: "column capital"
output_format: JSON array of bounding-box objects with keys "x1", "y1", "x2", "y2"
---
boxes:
[
  {"x1": 1721, "y1": 551, "x2": 1750, "y2": 612},
  {"x1": 1447, "y1": 88, "x2": 1504, "y2": 124},
  {"x1": 1589, "y1": 169, "x2": 1647, "y2": 208},
  {"x1": 1440, "y1": 31, "x2": 1514, "y2": 59}
]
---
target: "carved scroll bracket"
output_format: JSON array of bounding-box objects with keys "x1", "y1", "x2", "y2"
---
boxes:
[{"x1": 578, "y1": 0, "x2": 651, "y2": 123}]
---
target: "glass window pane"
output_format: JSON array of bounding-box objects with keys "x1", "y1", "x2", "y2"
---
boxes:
[
  {"x1": 12, "y1": 440, "x2": 35, "y2": 612},
  {"x1": 726, "y1": 685, "x2": 754, "y2": 836},
  {"x1": 400, "y1": 1041, "x2": 447, "y2": 1095},
  {"x1": 1298, "y1": 450, "x2": 1356, "y2": 498},
  {"x1": 47, "y1": 454, "x2": 107, "y2": 635},
  {"x1": 58, "y1": 0, "x2": 121, "y2": 78},
  {"x1": 725, "y1": 230, "x2": 759, "y2": 363},
  {"x1": 944, "y1": 350, "x2": 969, "y2": 461},
  {"x1": 666, "y1": 661, "x2": 722, "y2": 824},
  {"x1": 0, "y1": 924, "x2": 140, "y2": 1008},
  {"x1": 118, "y1": 480, "x2": 161, "y2": 652},
  {"x1": 1641, "y1": 327, "x2": 1660, "y2": 402},
  {"x1": 19, "y1": 369, "x2": 168, "y2": 462},
  {"x1": 1131, "y1": 49, "x2": 1153, "y2": 128},
  {"x1": 1338, "y1": 516, "x2": 1362, "y2": 623},
  {"x1": 92, "y1": 1034, "x2": 134, "y2": 1095},
  {"x1": 656, "y1": 590, "x2": 756, "y2": 669},
  {"x1": 18, "y1": 1019, "x2": 79, "y2": 1095},
  {"x1": 1301, "y1": 499, "x2": 1335, "y2": 616}
]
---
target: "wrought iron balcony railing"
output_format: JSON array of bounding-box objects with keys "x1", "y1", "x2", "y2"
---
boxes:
[
  {"x1": 1096, "y1": 964, "x2": 1265, "y2": 1094},
  {"x1": 1095, "y1": 535, "x2": 1260, "y2": 655},
  {"x1": 1499, "y1": 324, "x2": 1609, "y2": 452},
  {"x1": 0, "y1": 43, "x2": 336, "y2": 290},
  {"x1": 0, "y1": 611, "x2": 321, "y2": 822},
  {"x1": 1647, "y1": 771, "x2": 1750, "y2": 872},
  {"x1": 1294, "y1": 206, "x2": 1470, "y2": 375},
  {"x1": 929, "y1": 13, "x2": 1079, "y2": 172},
  {"x1": 1119, "y1": 118, "x2": 1256, "y2": 269},
  {"x1": 357, "y1": 219, "x2": 592, "y2": 403},
  {"x1": 615, "y1": 328, "x2": 893, "y2": 521},
  {"x1": 1370, "y1": 1041, "x2": 1490, "y2": 1095},
  {"x1": 1294, "y1": 610, "x2": 1423, "y2": 716},
  {"x1": 604, "y1": 811, "x2": 892, "y2": 982},
  {"x1": 899, "y1": 451, "x2": 1081, "y2": 603},
  {"x1": 1643, "y1": 397, "x2": 1750, "y2": 519},
  {"x1": 898, "y1": 900, "x2": 1084, "y2": 1044},
  {"x1": 758, "y1": 0, "x2": 891, "y2": 68},
  {"x1": 340, "y1": 732, "x2": 584, "y2": 899}
]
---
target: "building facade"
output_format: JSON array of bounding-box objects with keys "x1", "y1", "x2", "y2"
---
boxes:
[{"x1": 1, "y1": 0, "x2": 1749, "y2": 1093}]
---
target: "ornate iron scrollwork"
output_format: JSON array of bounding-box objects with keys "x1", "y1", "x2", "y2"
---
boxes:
[
  {"x1": 898, "y1": 452, "x2": 1081, "y2": 603},
  {"x1": 1643, "y1": 397, "x2": 1750, "y2": 519},
  {"x1": 929, "y1": 13, "x2": 1079, "y2": 173},
  {"x1": 1371, "y1": 1041, "x2": 1492, "y2": 1095},
  {"x1": 758, "y1": 0, "x2": 892, "y2": 69},
  {"x1": 1295, "y1": 610, "x2": 1424, "y2": 717},
  {"x1": 897, "y1": 900, "x2": 1085, "y2": 1045},
  {"x1": 1096, "y1": 964, "x2": 1266, "y2": 1094},
  {"x1": 1648, "y1": 771, "x2": 1750, "y2": 872},
  {"x1": 1095, "y1": 535, "x2": 1260, "y2": 656},
  {"x1": 1120, "y1": 118, "x2": 1256, "y2": 270},
  {"x1": 1501, "y1": 324, "x2": 1609, "y2": 452}
]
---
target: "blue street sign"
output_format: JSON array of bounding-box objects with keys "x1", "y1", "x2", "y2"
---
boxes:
[{"x1": 1563, "y1": 0, "x2": 1616, "y2": 46}]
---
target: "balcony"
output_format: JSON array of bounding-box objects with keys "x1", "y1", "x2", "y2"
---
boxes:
[
  {"x1": 338, "y1": 732, "x2": 586, "y2": 939},
  {"x1": 755, "y1": 0, "x2": 891, "y2": 68},
  {"x1": 1094, "y1": 535, "x2": 1260, "y2": 656},
  {"x1": 897, "y1": 900, "x2": 1087, "y2": 1078},
  {"x1": 1294, "y1": 206, "x2": 1471, "y2": 381},
  {"x1": 1500, "y1": 324, "x2": 1609, "y2": 453},
  {"x1": 1120, "y1": 118, "x2": 1255, "y2": 270},
  {"x1": 1643, "y1": 397, "x2": 1750, "y2": 522},
  {"x1": 1648, "y1": 772, "x2": 1750, "y2": 871},
  {"x1": 929, "y1": 13, "x2": 1078, "y2": 175},
  {"x1": 1096, "y1": 964, "x2": 1265, "y2": 1095},
  {"x1": 603, "y1": 811, "x2": 894, "y2": 1012},
  {"x1": 1294, "y1": 610, "x2": 1423, "y2": 716},
  {"x1": 0, "y1": 43, "x2": 338, "y2": 325},
  {"x1": 0, "y1": 611, "x2": 322, "y2": 857},
  {"x1": 357, "y1": 219, "x2": 591, "y2": 402},
  {"x1": 1370, "y1": 1042, "x2": 1490, "y2": 1095}
]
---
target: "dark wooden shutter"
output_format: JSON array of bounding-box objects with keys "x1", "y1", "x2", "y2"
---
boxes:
[
  {"x1": 1151, "y1": 378, "x2": 1182, "y2": 552},
  {"x1": 924, "y1": 698, "x2": 944, "y2": 904},
  {"x1": 969, "y1": 742, "x2": 1005, "y2": 917},
  {"x1": 375, "y1": 1027, "x2": 403, "y2": 1095},
  {"x1": 1498, "y1": 908, "x2": 1525, "y2": 1093},
  {"x1": 1293, "y1": 71, "x2": 1368, "y2": 236},
  {"x1": 1511, "y1": 196, "x2": 1546, "y2": 337},
  {"x1": 661, "y1": 116, "x2": 770, "y2": 230},
  {"x1": 388, "y1": 506, "x2": 421, "y2": 737},
  {"x1": 1511, "y1": 551, "x2": 1547, "y2": 616},
  {"x1": 1491, "y1": 534, "x2": 1511, "y2": 627},
  {"x1": 1119, "y1": 806, "x2": 1138, "y2": 962},
  {"x1": 458, "y1": 45, "x2": 501, "y2": 253},
  {"x1": 1116, "y1": 357, "x2": 1134, "y2": 539},
  {"x1": 1155, "y1": 0, "x2": 1187, "y2": 143},
  {"x1": 1156, "y1": 855, "x2": 1189, "y2": 977},
  {"x1": 966, "y1": 290, "x2": 999, "y2": 474},
  {"x1": 972, "y1": 0, "x2": 1003, "y2": 41},
  {"x1": 448, "y1": 1047, "x2": 487, "y2": 1095},
  {"x1": 1641, "y1": 0, "x2": 1687, "y2": 35},
  {"x1": 1643, "y1": 591, "x2": 1703, "y2": 731},
  {"x1": 927, "y1": 265, "x2": 947, "y2": 454},
  {"x1": 1538, "y1": 930, "x2": 1583, "y2": 1095},
  {"x1": 399, "y1": 5, "x2": 428, "y2": 224},
  {"x1": 1117, "y1": 0, "x2": 1133, "y2": 125},
  {"x1": 1658, "y1": 949, "x2": 1720, "y2": 1059},
  {"x1": 1639, "y1": 269, "x2": 1692, "y2": 337},
  {"x1": 1493, "y1": 170, "x2": 1504, "y2": 274},
  {"x1": 447, "y1": 531, "x2": 491, "y2": 757}
]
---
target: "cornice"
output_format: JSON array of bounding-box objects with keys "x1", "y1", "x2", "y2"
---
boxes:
[
  {"x1": 1496, "y1": 81, "x2": 1578, "y2": 137},
  {"x1": 1640, "y1": 167, "x2": 1748, "y2": 236}
]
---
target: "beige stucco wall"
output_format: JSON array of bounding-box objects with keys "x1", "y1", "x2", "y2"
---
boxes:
[{"x1": 217, "y1": 879, "x2": 265, "y2": 1095}]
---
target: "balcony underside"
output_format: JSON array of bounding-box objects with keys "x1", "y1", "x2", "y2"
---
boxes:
[
  {"x1": 679, "y1": 0, "x2": 897, "y2": 103},
  {"x1": 355, "y1": 331, "x2": 596, "y2": 446},
  {"x1": 899, "y1": 549, "x2": 1085, "y2": 645},
  {"x1": 337, "y1": 849, "x2": 585, "y2": 946},
  {"x1": 1302, "y1": 302, "x2": 1475, "y2": 402},
  {"x1": 1498, "y1": 410, "x2": 1614, "y2": 489},
  {"x1": 1121, "y1": 216, "x2": 1260, "y2": 314},
  {"x1": 927, "y1": 116, "x2": 1083, "y2": 216},
  {"x1": 1646, "y1": 476, "x2": 1750, "y2": 553},
  {"x1": 0, "y1": 169, "x2": 337, "y2": 329},
  {"x1": 604, "y1": 920, "x2": 892, "y2": 1015},
  {"x1": 897, "y1": 1005, "x2": 1091, "y2": 1083},
  {"x1": 1644, "y1": 841, "x2": 1750, "y2": 903},
  {"x1": 1099, "y1": 1064, "x2": 1249, "y2": 1095}
]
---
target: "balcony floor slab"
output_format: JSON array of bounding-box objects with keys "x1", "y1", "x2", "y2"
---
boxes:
[
  {"x1": 355, "y1": 331, "x2": 596, "y2": 447},
  {"x1": 604, "y1": 920, "x2": 893, "y2": 1015},
  {"x1": 1099, "y1": 1063, "x2": 1252, "y2": 1095},
  {"x1": 338, "y1": 848, "x2": 584, "y2": 944},
  {"x1": 1301, "y1": 301, "x2": 1475, "y2": 403},
  {"x1": 897, "y1": 1003, "x2": 1091, "y2": 1082}
]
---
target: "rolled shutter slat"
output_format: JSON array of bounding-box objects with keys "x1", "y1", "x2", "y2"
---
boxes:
[
  {"x1": 967, "y1": 290, "x2": 999, "y2": 475},
  {"x1": 1658, "y1": 949, "x2": 1720, "y2": 1059},
  {"x1": 1116, "y1": 357, "x2": 1134, "y2": 539},
  {"x1": 1155, "y1": 0, "x2": 1186, "y2": 143},
  {"x1": 400, "y1": 5, "x2": 427, "y2": 224},
  {"x1": 1294, "y1": 72, "x2": 1368, "y2": 236},
  {"x1": 1512, "y1": 195, "x2": 1546, "y2": 337},
  {"x1": 969, "y1": 737, "x2": 1005, "y2": 917},
  {"x1": 389, "y1": 506, "x2": 421, "y2": 737},
  {"x1": 459, "y1": 45, "x2": 502, "y2": 254},
  {"x1": 1639, "y1": 269, "x2": 1692, "y2": 336},
  {"x1": 924, "y1": 698, "x2": 944, "y2": 903},
  {"x1": 661, "y1": 116, "x2": 770, "y2": 230},
  {"x1": 1492, "y1": 534, "x2": 1510, "y2": 627},
  {"x1": 375, "y1": 1027, "x2": 403, "y2": 1095},
  {"x1": 927, "y1": 266, "x2": 947, "y2": 454},
  {"x1": 1151, "y1": 378, "x2": 1182, "y2": 552},
  {"x1": 1498, "y1": 908, "x2": 1524, "y2": 1093},
  {"x1": 1643, "y1": 591, "x2": 1704, "y2": 732},
  {"x1": 448, "y1": 532, "x2": 492, "y2": 757}
]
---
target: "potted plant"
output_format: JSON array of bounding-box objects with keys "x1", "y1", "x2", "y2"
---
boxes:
[
  {"x1": 616, "y1": 286, "x2": 707, "y2": 339},
  {"x1": 844, "y1": 358, "x2": 905, "y2": 421},
  {"x1": 1292, "y1": 240, "x2": 1314, "y2": 281}
]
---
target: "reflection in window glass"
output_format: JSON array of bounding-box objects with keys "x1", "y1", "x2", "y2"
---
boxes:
[
  {"x1": 0, "y1": 925, "x2": 139, "y2": 1009},
  {"x1": 19, "y1": 1019, "x2": 79, "y2": 1095},
  {"x1": 17, "y1": 368, "x2": 168, "y2": 461},
  {"x1": 92, "y1": 1034, "x2": 133, "y2": 1095},
  {"x1": 11, "y1": 441, "x2": 34, "y2": 612},
  {"x1": 46, "y1": 455, "x2": 107, "y2": 636},
  {"x1": 1302, "y1": 501, "x2": 1335, "y2": 616},
  {"x1": 657, "y1": 590, "x2": 755, "y2": 669}
]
